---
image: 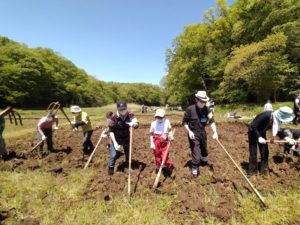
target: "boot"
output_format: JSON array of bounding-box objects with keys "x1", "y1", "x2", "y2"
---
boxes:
[{"x1": 108, "y1": 167, "x2": 114, "y2": 176}]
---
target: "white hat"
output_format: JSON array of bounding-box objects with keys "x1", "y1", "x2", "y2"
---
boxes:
[
  {"x1": 195, "y1": 91, "x2": 209, "y2": 102},
  {"x1": 70, "y1": 105, "x2": 81, "y2": 113},
  {"x1": 155, "y1": 108, "x2": 165, "y2": 118},
  {"x1": 273, "y1": 106, "x2": 293, "y2": 123}
]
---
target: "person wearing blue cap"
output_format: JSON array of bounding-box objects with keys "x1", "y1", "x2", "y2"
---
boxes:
[{"x1": 248, "y1": 106, "x2": 294, "y2": 175}]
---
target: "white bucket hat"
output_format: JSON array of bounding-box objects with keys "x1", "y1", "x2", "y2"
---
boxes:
[
  {"x1": 155, "y1": 108, "x2": 165, "y2": 118},
  {"x1": 70, "y1": 105, "x2": 82, "y2": 113},
  {"x1": 274, "y1": 106, "x2": 293, "y2": 123},
  {"x1": 195, "y1": 90, "x2": 209, "y2": 102}
]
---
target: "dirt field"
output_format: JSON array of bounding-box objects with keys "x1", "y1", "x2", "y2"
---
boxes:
[{"x1": 1, "y1": 116, "x2": 300, "y2": 224}]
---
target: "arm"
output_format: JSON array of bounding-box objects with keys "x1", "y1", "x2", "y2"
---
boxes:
[
  {"x1": 109, "y1": 132, "x2": 120, "y2": 150},
  {"x1": 37, "y1": 118, "x2": 46, "y2": 136}
]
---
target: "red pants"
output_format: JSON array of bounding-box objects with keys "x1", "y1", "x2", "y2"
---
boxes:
[{"x1": 153, "y1": 134, "x2": 173, "y2": 169}]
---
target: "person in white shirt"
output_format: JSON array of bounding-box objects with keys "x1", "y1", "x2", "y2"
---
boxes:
[
  {"x1": 149, "y1": 108, "x2": 174, "y2": 176},
  {"x1": 263, "y1": 100, "x2": 273, "y2": 112}
]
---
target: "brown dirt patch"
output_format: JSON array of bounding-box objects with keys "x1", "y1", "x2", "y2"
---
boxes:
[{"x1": 1, "y1": 119, "x2": 300, "y2": 223}]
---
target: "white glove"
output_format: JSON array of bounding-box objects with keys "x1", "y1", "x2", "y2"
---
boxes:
[
  {"x1": 113, "y1": 142, "x2": 121, "y2": 150},
  {"x1": 258, "y1": 137, "x2": 266, "y2": 144},
  {"x1": 150, "y1": 141, "x2": 155, "y2": 149},
  {"x1": 126, "y1": 122, "x2": 138, "y2": 127},
  {"x1": 41, "y1": 135, "x2": 46, "y2": 141},
  {"x1": 212, "y1": 132, "x2": 218, "y2": 140},
  {"x1": 188, "y1": 131, "x2": 195, "y2": 140},
  {"x1": 285, "y1": 137, "x2": 296, "y2": 145},
  {"x1": 100, "y1": 131, "x2": 108, "y2": 138},
  {"x1": 53, "y1": 126, "x2": 59, "y2": 130}
]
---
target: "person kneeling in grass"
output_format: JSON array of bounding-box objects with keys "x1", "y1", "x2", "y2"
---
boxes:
[{"x1": 149, "y1": 108, "x2": 174, "y2": 177}]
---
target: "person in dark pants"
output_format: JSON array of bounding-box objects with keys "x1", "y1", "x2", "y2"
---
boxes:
[
  {"x1": 183, "y1": 91, "x2": 218, "y2": 177},
  {"x1": 293, "y1": 95, "x2": 300, "y2": 125},
  {"x1": 107, "y1": 101, "x2": 139, "y2": 175},
  {"x1": 248, "y1": 106, "x2": 294, "y2": 175},
  {"x1": 70, "y1": 105, "x2": 94, "y2": 155},
  {"x1": 36, "y1": 112, "x2": 59, "y2": 153}
]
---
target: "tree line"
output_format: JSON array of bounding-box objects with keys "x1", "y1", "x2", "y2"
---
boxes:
[
  {"x1": 164, "y1": 0, "x2": 300, "y2": 106},
  {"x1": 0, "y1": 37, "x2": 164, "y2": 108}
]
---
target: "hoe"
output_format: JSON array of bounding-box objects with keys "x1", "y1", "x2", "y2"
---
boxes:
[
  {"x1": 31, "y1": 102, "x2": 73, "y2": 152},
  {"x1": 0, "y1": 107, "x2": 23, "y2": 126}
]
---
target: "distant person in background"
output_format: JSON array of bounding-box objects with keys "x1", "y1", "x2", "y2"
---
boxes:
[
  {"x1": 70, "y1": 106, "x2": 94, "y2": 155},
  {"x1": 0, "y1": 114, "x2": 7, "y2": 157},
  {"x1": 248, "y1": 106, "x2": 294, "y2": 175},
  {"x1": 293, "y1": 95, "x2": 300, "y2": 125},
  {"x1": 182, "y1": 90, "x2": 218, "y2": 177},
  {"x1": 36, "y1": 112, "x2": 59, "y2": 153},
  {"x1": 107, "y1": 101, "x2": 139, "y2": 175},
  {"x1": 149, "y1": 108, "x2": 174, "y2": 176},
  {"x1": 263, "y1": 100, "x2": 273, "y2": 112}
]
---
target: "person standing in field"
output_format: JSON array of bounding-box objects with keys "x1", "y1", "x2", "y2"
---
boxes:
[
  {"x1": 182, "y1": 90, "x2": 218, "y2": 177},
  {"x1": 293, "y1": 94, "x2": 300, "y2": 125},
  {"x1": 149, "y1": 108, "x2": 174, "y2": 176},
  {"x1": 248, "y1": 106, "x2": 294, "y2": 175},
  {"x1": 36, "y1": 112, "x2": 59, "y2": 153},
  {"x1": 70, "y1": 105, "x2": 94, "y2": 155},
  {"x1": 107, "y1": 101, "x2": 139, "y2": 175},
  {"x1": 263, "y1": 100, "x2": 273, "y2": 112}
]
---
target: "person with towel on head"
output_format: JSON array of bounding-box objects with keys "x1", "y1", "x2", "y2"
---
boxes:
[{"x1": 248, "y1": 106, "x2": 294, "y2": 175}]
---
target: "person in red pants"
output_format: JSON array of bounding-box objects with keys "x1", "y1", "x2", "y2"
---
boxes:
[{"x1": 149, "y1": 108, "x2": 174, "y2": 176}]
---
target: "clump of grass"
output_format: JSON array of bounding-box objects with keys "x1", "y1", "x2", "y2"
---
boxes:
[
  {"x1": 0, "y1": 170, "x2": 177, "y2": 225},
  {"x1": 237, "y1": 182, "x2": 300, "y2": 225}
]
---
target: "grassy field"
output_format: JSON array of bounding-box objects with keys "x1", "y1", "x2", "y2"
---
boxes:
[{"x1": 1, "y1": 102, "x2": 300, "y2": 225}]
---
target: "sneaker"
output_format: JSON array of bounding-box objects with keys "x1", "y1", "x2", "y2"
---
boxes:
[{"x1": 191, "y1": 167, "x2": 199, "y2": 177}]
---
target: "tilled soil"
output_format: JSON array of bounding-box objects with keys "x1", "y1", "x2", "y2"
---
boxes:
[{"x1": 1, "y1": 120, "x2": 300, "y2": 223}]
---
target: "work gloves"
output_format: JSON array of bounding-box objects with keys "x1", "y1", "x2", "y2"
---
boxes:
[
  {"x1": 126, "y1": 121, "x2": 138, "y2": 128},
  {"x1": 100, "y1": 130, "x2": 109, "y2": 138},
  {"x1": 150, "y1": 137, "x2": 155, "y2": 150},
  {"x1": 212, "y1": 132, "x2": 218, "y2": 140},
  {"x1": 258, "y1": 137, "x2": 267, "y2": 144},
  {"x1": 168, "y1": 131, "x2": 174, "y2": 141},
  {"x1": 41, "y1": 135, "x2": 46, "y2": 141},
  {"x1": 188, "y1": 131, "x2": 195, "y2": 140},
  {"x1": 285, "y1": 137, "x2": 296, "y2": 145},
  {"x1": 53, "y1": 126, "x2": 59, "y2": 130}
]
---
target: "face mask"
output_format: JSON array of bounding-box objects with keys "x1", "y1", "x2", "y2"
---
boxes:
[
  {"x1": 197, "y1": 102, "x2": 205, "y2": 108},
  {"x1": 156, "y1": 118, "x2": 164, "y2": 123},
  {"x1": 119, "y1": 110, "x2": 128, "y2": 116},
  {"x1": 46, "y1": 117, "x2": 53, "y2": 122}
]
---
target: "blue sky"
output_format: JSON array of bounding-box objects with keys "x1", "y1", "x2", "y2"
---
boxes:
[{"x1": 0, "y1": 0, "x2": 234, "y2": 85}]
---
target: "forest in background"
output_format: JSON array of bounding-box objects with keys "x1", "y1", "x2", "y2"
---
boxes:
[
  {"x1": 164, "y1": 0, "x2": 300, "y2": 106},
  {"x1": 1, "y1": 0, "x2": 299, "y2": 108},
  {"x1": 0, "y1": 36, "x2": 164, "y2": 108}
]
